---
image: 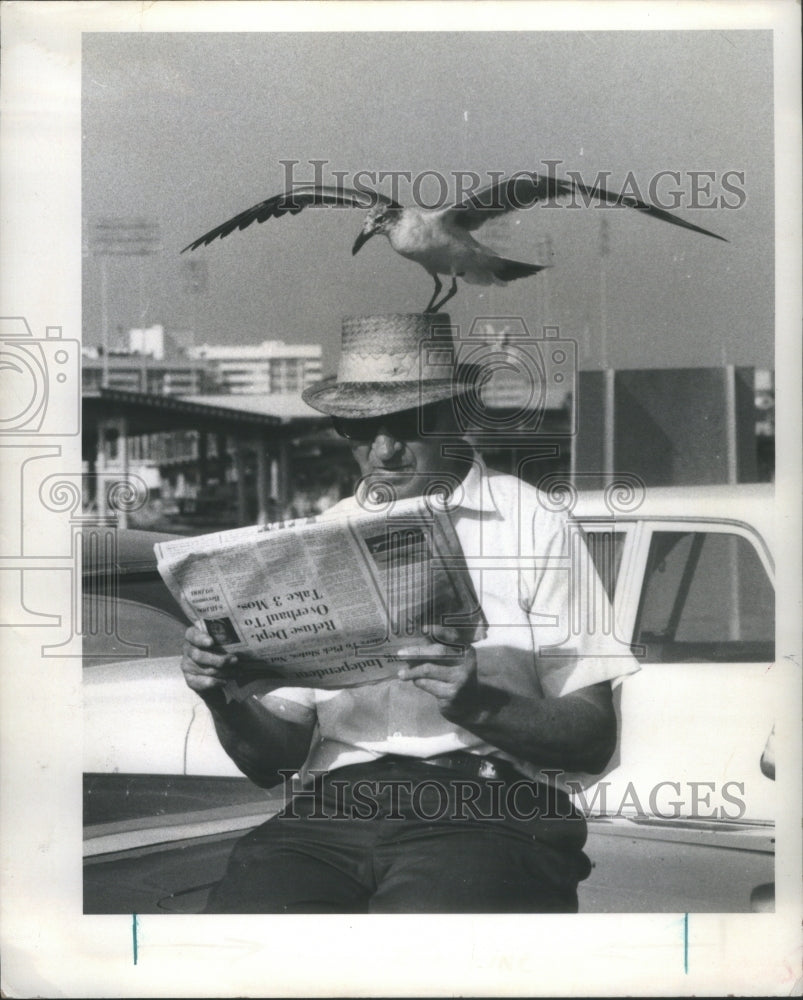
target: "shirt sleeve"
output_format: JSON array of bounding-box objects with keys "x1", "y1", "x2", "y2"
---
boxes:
[{"x1": 523, "y1": 503, "x2": 641, "y2": 698}]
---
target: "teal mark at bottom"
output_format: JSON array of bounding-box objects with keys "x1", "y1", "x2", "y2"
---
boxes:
[
  {"x1": 132, "y1": 913, "x2": 138, "y2": 965},
  {"x1": 683, "y1": 912, "x2": 689, "y2": 973}
]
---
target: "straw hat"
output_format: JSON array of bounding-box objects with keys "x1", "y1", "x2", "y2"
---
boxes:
[{"x1": 302, "y1": 313, "x2": 475, "y2": 418}]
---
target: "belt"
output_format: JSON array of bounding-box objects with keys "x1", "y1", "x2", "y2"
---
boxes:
[{"x1": 381, "y1": 751, "x2": 525, "y2": 783}]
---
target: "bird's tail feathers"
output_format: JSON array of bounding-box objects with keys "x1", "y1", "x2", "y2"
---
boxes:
[
  {"x1": 463, "y1": 255, "x2": 545, "y2": 285},
  {"x1": 494, "y1": 257, "x2": 545, "y2": 280}
]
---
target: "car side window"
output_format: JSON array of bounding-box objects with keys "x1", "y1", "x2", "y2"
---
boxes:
[
  {"x1": 633, "y1": 530, "x2": 774, "y2": 663},
  {"x1": 582, "y1": 530, "x2": 626, "y2": 601}
]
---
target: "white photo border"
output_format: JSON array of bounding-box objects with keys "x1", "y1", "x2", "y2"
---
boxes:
[{"x1": 1, "y1": 2, "x2": 800, "y2": 997}]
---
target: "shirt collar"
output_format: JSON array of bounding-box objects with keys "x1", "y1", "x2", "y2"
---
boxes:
[
  {"x1": 334, "y1": 454, "x2": 502, "y2": 519},
  {"x1": 446, "y1": 453, "x2": 502, "y2": 517}
]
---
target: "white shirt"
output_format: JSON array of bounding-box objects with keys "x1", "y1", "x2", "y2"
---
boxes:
[{"x1": 258, "y1": 458, "x2": 640, "y2": 788}]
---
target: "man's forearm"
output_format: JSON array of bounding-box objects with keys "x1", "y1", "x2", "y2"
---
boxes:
[
  {"x1": 201, "y1": 688, "x2": 314, "y2": 787},
  {"x1": 442, "y1": 681, "x2": 617, "y2": 775}
]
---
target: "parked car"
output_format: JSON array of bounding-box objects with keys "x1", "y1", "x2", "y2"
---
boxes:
[
  {"x1": 574, "y1": 483, "x2": 776, "y2": 823},
  {"x1": 83, "y1": 485, "x2": 777, "y2": 912}
]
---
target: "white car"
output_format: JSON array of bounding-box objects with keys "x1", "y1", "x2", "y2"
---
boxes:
[
  {"x1": 569, "y1": 484, "x2": 777, "y2": 912},
  {"x1": 573, "y1": 483, "x2": 776, "y2": 824},
  {"x1": 83, "y1": 484, "x2": 777, "y2": 912}
]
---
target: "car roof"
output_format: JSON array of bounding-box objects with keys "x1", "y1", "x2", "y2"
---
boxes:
[
  {"x1": 83, "y1": 528, "x2": 181, "y2": 576},
  {"x1": 84, "y1": 483, "x2": 778, "y2": 574},
  {"x1": 572, "y1": 483, "x2": 775, "y2": 543}
]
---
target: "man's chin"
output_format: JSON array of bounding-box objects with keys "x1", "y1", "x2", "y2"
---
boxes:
[{"x1": 356, "y1": 471, "x2": 426, "y2": 505}]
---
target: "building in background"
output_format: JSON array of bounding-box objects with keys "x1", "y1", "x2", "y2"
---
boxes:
[
  {"x1": 573, "y1": 366, "x2": 775, "y2": 487},
  {"x1": 82, "y1": 325, "x2": 323, "y2": 398},
  {"x1": 82, "y1": 354, "x2": 212, "y2": 396},
  {"x1": 81, "y1": 325, "x2": 330, "y2": 528},
  {"x1": 188, "y1": 340, "x2": 322, "y2": 395},
  {"x1": 82, "y1": 324, "x2": 214, "y2": 396},
  {"x1": 754, "y1": 369, "x2": 775, "y2": 482},
  {"x1": 81, "y1": 321, "x2": 775, "y2": 532}
]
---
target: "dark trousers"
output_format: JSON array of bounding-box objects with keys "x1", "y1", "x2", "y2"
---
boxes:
[{"x1": 205, "y1": 758, "x2": 592, "y2": 914}]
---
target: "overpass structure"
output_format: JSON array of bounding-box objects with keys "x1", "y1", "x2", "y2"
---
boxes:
[{"x1": 82, "y1": 388, "x2": 330, "y2": 527}]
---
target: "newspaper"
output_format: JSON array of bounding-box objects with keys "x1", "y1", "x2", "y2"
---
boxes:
[{"x1": 154, "y1": 496, "x2": 487, "y2": 690}]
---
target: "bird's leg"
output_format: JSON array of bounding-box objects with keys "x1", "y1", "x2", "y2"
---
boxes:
[
  {"x1": 424, "y1": 275, "x2": 443, "y2": 313},
  {"x1": 430, "y1": 276, "x2": 458, "y2": 312}
]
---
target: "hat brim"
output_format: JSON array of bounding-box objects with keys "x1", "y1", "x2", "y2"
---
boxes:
[{"x1": 301, "y1": 378, "x2": 472, "y2": 418}]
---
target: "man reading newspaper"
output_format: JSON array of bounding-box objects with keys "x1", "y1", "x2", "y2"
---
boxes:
[{"x1": 181, "y1": 312, "x2": 639, "y2": 913}]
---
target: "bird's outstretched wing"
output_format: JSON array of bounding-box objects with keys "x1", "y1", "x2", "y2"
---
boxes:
[
  {"x1": 445, "y1": 174, "x2": 574, "y2": 229},
  {"x1": 446, "y1": 172, "x2": 727, "y2": 242},
  {"x1": 182, "y1": 184, "x2": 400, "y2": 252}
]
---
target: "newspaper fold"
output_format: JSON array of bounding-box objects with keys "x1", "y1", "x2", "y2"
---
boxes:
[{"x1": 155, "y1": 496, "x2": 486, "y2": 689}]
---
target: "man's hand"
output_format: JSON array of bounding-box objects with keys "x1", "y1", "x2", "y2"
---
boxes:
[
  {"x1": 396, "y1": 633, "x2": 479, "y2": 716},
  {"x1": 180, "y1": 624, "x2": 315, "y2": 787},
  {"x1": 181, "y1": 624, "x2": 239, "y2": 696},
  {"x1": 398, "y1": 629, "x2": 618, "y2": 774}
]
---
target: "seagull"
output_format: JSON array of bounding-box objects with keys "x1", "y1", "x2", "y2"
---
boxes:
[{"x1": 182, "y1": 173, "x2": 726, "y2": 313}]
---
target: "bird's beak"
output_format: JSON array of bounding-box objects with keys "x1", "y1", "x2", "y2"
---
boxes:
[{"x1": 352, "y1": 226, "x2": 375, "y2": 256}]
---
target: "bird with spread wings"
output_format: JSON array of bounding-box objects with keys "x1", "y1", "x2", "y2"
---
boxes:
[{"x1": 182, "y1": 172, "x2": 726, "y2": 313}]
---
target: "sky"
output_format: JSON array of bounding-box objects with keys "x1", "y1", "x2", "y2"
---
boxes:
[{"x1": 82, "y1": 30, "x2": 774, "y2": 377}]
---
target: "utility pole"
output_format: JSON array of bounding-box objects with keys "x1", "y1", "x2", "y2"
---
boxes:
[
  {"x1": 86, "y1": 217, "x2": 161, "y2": 524},
  {"x1": 599, "y1": 215, "x2": 614, "y2": 486},
  {"x1": 88, "y1": 217, "x2": 162, "y2": 382}
]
